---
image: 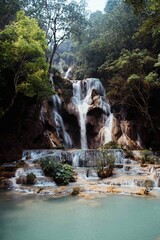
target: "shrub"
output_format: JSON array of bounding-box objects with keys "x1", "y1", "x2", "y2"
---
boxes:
[
  {"x1": 141, "y1": 150, "x2": 155, "y2": 164},
  {"x1": 96, "y1": 152, "x2": 115, "y2": 179},
  {"x1": 101, "y1": 141, "x2": 120, "y2": 150},
  {"x1": 124, "y1": 149, "x2": 134, "y2": 159},
  {"x1": 53, "y1": 163, "x2": 75, "y2": 185},
  {"x1": 26, "y1": 173, "x2": 36, "y2": 185},
  {"x1": 40, "y1": 158, "x2": 75, "y2": 185},
  {"x1": 40, "y1": 157, "x2": 56, "y2": 176},
  {"x1": 144, "y1": 179, "x2": 154, "y2": 195}
]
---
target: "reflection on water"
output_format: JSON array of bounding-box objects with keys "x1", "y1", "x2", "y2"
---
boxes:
[{"x1": 0, "y1": 192, "x2": 160, "y2": 240}]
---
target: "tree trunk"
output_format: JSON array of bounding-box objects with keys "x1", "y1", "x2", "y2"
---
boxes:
[{"x1": 48, "y1": 44, "x2": 57, "y2": 76}]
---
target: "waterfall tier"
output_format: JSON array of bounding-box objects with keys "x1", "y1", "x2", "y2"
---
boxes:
[
  {"x1": 52, "y1": 95, "x2": 72, "y2": 148},
  {"x1": 9, "y1": 149, "x2": 160, "y2": 192},
  {"x1": 67, "y1": 78, "x2": 113, "y2": 149}
]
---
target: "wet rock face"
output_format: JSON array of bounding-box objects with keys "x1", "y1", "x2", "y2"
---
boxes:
[
  {"x1": 0, "y1": 178, "x2": 13, "y2": 189},
  {"x1": 50, "y1": 78, "x2": 143, "y2": 150},
  {"x1": 112, "y1": 118, "x2": 141, "y2": 150},
  {"x1": 0, "y1": 99, "x2": 58, "y2": 162},
  {"x1": 157, "y1": 178, "x2": 160, "y2": 187},
  {"x1": 62, "y1": 111, "x2": 80, "y2": 148},
  {"x1": 86, "y1": 108, "x2": 106, "y2": 149},
  {"x1": 112, "y1": 118, "x2": 122, "y2": 141}
]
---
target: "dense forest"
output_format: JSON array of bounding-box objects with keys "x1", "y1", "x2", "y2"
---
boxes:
[{"x1": 0, "y1": 0, "x2": 160, "y2": 162}]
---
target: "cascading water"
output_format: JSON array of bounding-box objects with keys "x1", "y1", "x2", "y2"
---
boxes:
[
  {"x1": 52, "y1": 95, "x2": 72, "y2": 148},
  {"x1": 71, "y1": 80, "x2": 90, "y2": 149},
  {"x1": 71, "y1": 78, "x2": 113, "y2": 149}
]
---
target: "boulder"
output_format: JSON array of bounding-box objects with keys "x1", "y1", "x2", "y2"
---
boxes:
[
  {"x1": 97, "y1": 168, "x2": 113, "y2": 179},
  {"x1": 157, "y1": 177, "x2": 160, "y2": 187},
  {"x1": 0, "y1": 178, "x2": 13, "y2": 189},
  {"x1": 71, "y1": 187, "x2": 80, "y2": 196},
  {"x1": 16, "y1": 176, "x2": 27, "y2": 185},
  {"x1": 0, "y1": 172, "x2": 14, "y2": 178}
]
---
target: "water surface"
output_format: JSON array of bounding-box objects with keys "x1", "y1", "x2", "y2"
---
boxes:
[{"x1": 0, "y1": 192, "x2": 160, "y2": 240}]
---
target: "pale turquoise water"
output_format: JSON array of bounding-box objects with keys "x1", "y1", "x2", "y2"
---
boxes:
[{"x1": 0, "y1": 193, "x2": 160, "y2": 240}]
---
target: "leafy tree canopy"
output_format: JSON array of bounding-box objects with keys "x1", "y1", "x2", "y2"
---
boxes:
[
  {"x1": 100, "y1": 49, "x2": 160, "y2": 128},
  {"x1": 0, "y1": 0, "x2": 20, "y2": 29},
  {"x1": 75, "y1": 1, "x2": 141, "y2": 77},
  {"x1": 0, "y1": 11, "x2": 53, "y2": 117},
  {"x1": 20, "y1": 0, "x2": 88, "y2": 74}
]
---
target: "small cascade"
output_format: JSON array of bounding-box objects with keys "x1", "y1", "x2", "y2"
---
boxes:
[
  {"x1": 65, "y1": 67, "x2": 73, "y2": 79},
  {"x1": 103, "y1": 113, "x2": 113, "y2": 143},
  {"x1": 136, "y1": 132, "x2": 143, "y2": 149},
  {"x1": 71, "y1": 78, "x2": 113, "y2": 149},
  {"x1": 22, "y1": 149, "x2": 125, "y2": 167},
  {"x1": 9, "y1": 149, "x2": 160, "y2": 192},
  {"x1": 52, "y1": 95, "x2": 72, "y2": 148}
]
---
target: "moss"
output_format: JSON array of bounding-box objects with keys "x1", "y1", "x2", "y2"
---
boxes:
[
  {"x1": 101, "y1": 141, "x2": 120, "y2": 150},
  {"x1": 26, "y1": 173, "x2": 36, "y2": 185},
  {"x1": 71, "y1": 187, "x2": 80, "y2": 196},
  {"x1": 53, "y1": 76, "x2": 73, "y2": 104}
]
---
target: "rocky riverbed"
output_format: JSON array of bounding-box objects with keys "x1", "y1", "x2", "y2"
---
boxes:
[{"x1": 0, "y1": 149, "x2": 160, "y2": 199}]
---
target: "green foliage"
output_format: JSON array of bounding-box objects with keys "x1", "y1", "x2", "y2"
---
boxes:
[
  {"x1": 141, "y1": 150, "x2": 155, "y2": 164},
  {"x1": 26, "y1": 172, "x2": 36, "y2": 185},
  {"x1": 40, "y1": 158, "x2": 75, "y2": 185},
  {"x1": 0, "y1": 0, "x2": 20, "y2": 29},
  {"x1": 102, "y1": 49, "x2": 160, "y2": 129},
  {"x1": 124, "y1": 0, "x2": 147, "y2": 13},
  {"x1": 96, "y1": 152, "x2": 115, "y2": 179},
  {"x1": 76, "y1": 1, "x2": 141, "y2": 76},
  {"x1": 0, "y1": 11, "x2": 52, "y2": 115},
  {"x1": 21, "y1": 0, "x2": 88, "y2": 74},
  {"x1": 125, "y1": 0, "x2": 160, "y2": 52},
  {"x1": 144, "y1": 179, "x2": 154, "y2": 195},
  {"x1": 124, "y1": 149, "x2": 134, "y2": 159},
  {"x1": 104, "y1": 0, "x2": 121, "y2": 13},
  {"x1": 101, "y1": 141, "x2": 120, "y2": 150}
]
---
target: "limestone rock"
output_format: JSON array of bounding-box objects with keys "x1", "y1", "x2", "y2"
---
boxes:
[
  {"x1": 0, "y1": 172, "x2": 14, "y2": 178},
  {"x1": 16, "y1": 176, "x2": 27, "y2": 185},
  {"x1": 0, "y1": 178, "x2": 13, "y2": 189},
  {"x1": 97, "y1": 168, "x2": 113, "y2": 179},
  {"x1": 136, "y1": 189, "x2": 145, "y2": 195},
  {"x1": 117, "y1": 134, "x2": 139, "y2": 150},
  {"x1": 157, "y1": 177, "x2": 160, "y2": 187},
  {"x1": 111, "y1": 118, "x2": 142, "y2": 149},
  {"x1": 112, "y1": 118, "x2": 122, "y2": 141}
]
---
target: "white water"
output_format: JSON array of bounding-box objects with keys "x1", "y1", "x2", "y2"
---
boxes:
[
  {"x1": 65, "y1": 67, "x2": 73, "y2": 79},
  {"x1": 52, "y1": 95, "x2": 72, "y2": 148},
  {"x1": 9, "y1": 149, "x2": 160, "y2": 191},
  {"x1": 71, "y1": 78, "x2": 113, "y2": 148},
  {"x1": 72, "y1": 80, "x2": 90, "y2": 148}
]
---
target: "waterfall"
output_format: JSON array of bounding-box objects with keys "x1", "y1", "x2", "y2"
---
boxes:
[
  {"x1": 52, "y1": 95, "x2": 72, "y2": 148},
  {"x1": 65, "y1": 67, "x2": 73, "y2": 79},
  {"x1": 72, "y1": 80, "x2": 90, "y2": 149},
  {"x1": 71, "y1": 78, "x2": 113, "y2": 149}
]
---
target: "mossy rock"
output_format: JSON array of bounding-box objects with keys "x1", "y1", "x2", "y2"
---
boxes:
[
  {"x1": 16, "y1": 176, "x2": 27, "y2": 185},
  {"x1": 97, "y1": 168, "x2": 113, "y2": 179},
  {"x1": 26, "y1": 173, "x2": 36, "y2": 185},
  {"x1": 71, "y1": 187, "x2": 80, "y2": 196}
]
